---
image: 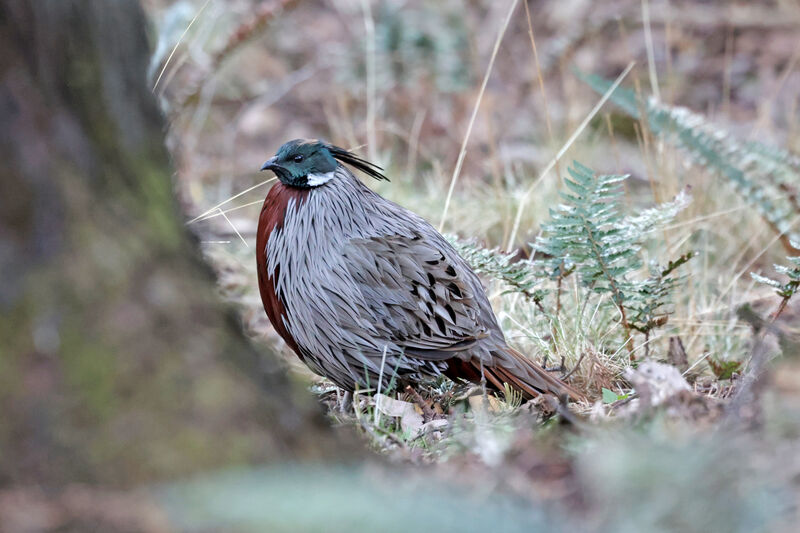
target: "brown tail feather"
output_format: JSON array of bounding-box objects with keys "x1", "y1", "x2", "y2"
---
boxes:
[
  {"x1": 444, "y1": 347, "x2": 584, "y2": 402},
  {"x1": 493, "y1": 364, "x2": 541, "y2": 399},
  {"x1": 504, "y1": 346, "x2": 584, "y2": 401}
]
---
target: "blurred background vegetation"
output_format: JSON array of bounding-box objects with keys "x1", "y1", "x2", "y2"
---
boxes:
[{"x1": 3, "y1": 0, "x2": 800, "y2": 531}]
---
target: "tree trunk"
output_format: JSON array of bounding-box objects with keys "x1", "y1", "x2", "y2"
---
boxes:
[{"x1": 0, "y1": 0, "x2": 353, "y2": 489}]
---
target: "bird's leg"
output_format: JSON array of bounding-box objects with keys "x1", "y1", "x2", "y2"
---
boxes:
[
  {"x1": 339, "y1": 390, "x2": 353, "y2": 413},
  {"x1": 543, "y1": 355, "x2": 566, "y2": 373}
]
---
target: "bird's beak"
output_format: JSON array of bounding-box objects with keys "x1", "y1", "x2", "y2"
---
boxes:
[{"x1": 260, "y1": 157, "x2": 280, "y2": 172}]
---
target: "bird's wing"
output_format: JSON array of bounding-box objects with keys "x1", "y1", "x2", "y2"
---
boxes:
[{"x1": 340, "y1": 232, "x2": 492, "y2": 360}]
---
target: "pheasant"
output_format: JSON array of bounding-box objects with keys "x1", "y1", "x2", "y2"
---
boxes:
[{"x1": 256, "y1": 139, "x2": 581, "y2": 401}]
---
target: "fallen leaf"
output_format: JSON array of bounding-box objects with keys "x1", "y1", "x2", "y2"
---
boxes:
[{"x1": 375, "y1": 394, "x2": 424, "y2": 437}]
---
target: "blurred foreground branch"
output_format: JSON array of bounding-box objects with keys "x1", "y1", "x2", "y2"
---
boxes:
[{"x1": 0, "y1": 0, "x2": 348, "y2": 489}]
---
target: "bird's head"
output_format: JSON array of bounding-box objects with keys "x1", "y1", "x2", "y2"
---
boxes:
[{"x1": 260, "y1": 138, "x2": 388, "y2": 188}]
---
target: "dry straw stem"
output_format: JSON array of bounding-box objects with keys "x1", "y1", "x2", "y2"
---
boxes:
[
  {"x1": 217, "y1": 207, "x2": 250, "y2": 248},
  {"x1": 505, "y1": 62, "x2": 635, "y2": 251},
  {"x1": 523, "y1": 0, "x2": 560, "y2": 179},
  {"x1": 151, "y1": 0, "x2": 212, "y2": 94},
  {"x1": 179, "y1": 0, "x2": 301, "y2": 109},
  {"x1": 751, "y1": 39, "x2": 800, "y2": 137},
  {"x1": 194, "y1": 199, "x2": 265, "y2": 223},
  {"x1": 438, "y1": 0, "x2": 520, "y2": 232},
  {"x1": 187, "y1": 177, "x2": 276, "y2": 224},
  {"x1": 641, "y1": 0, "x2": 660, "y2": 101},
  {"x1": 359, "y1": 0, "x2": 378, "y2": 164}
]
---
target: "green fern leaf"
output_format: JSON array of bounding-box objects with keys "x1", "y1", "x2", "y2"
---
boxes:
[{"x1": 581, "y1": 72, "x2": 800, "y2": 251}]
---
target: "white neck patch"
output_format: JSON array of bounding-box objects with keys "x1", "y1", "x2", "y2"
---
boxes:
[{"x1": 306, "y1": 171, "x2": 335, "y2": 186}]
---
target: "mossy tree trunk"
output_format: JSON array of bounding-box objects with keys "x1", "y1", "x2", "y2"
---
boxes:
[{"x1": 0, "y1": 0, "x2": 352, "y2": 488}]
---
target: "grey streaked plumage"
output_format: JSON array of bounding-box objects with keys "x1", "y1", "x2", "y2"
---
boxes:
[{"x1": 257, "y1": 139, "x2": 580, "y2": 400}]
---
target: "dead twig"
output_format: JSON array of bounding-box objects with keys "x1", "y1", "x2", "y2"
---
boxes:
[{"x1": 405, "y1": 385, "x2": 436, "y2": 422}]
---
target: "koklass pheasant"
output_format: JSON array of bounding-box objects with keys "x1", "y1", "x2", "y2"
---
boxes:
[{"x1": 257, "y1": 139, "x2": 580, "y2": 400}]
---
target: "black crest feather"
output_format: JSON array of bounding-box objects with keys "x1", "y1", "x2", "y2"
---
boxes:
[{"x1": 328, "y1": 145, "x2": 389, "y2": 182}]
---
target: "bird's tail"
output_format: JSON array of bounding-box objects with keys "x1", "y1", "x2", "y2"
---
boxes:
[{"x1": 483, "y1": 346, "x2": 584, "y2": 402}]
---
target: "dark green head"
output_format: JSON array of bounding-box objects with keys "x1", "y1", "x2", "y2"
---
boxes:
[{"x1": 260, "y1": 139, "x2": 388, "y2": 188}]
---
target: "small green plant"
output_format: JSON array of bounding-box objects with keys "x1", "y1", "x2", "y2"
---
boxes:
[
  {"x1": 535, "y1": 162, "x2": 692, "y2": 356},
  {"x1": 450, "y1": 239, "x2": 547, "y2": 311},
  {"x1": 602, "y1": 387, "x2": 629, "y2": 404},
  {"x1": 625, "y1": 252, "x2": 695, "y2": 335},
  {"x1": 708, "y1": 358, "x2": 742, "y2": 380},
  {"x1": 751, "y1": 240, "x2": 800, "y2": 319},
  {"x1": 455, "y1": 162, "x2": 692, "y2": 361}
]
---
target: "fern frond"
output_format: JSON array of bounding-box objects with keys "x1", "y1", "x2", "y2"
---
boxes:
[
  {"x1": 582, "y1": 73, "x2": 800, "y2": 252},
  {"x1": 451, "y1": 162, "x2": 691, "y2": 356},
  {"x1": 535, "y1": 162, "x2": 692, "y2": 349},
  {"x1": 623, "y1": 187, "x2": 692, "y2": 237},
  {"x1": 536, "y1": 162, "x2": 636, "y2": 299},
  {"x1": 449, "y1": 238, "x2": 547, "y2": 306},
  {"x1": 627, "y1": 252, "x2": 695, "y2": 333},
  {"x1": 751, "y1": 240, "x2": 800, "y2": 318}
]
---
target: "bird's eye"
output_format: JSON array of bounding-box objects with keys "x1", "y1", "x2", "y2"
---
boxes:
[{"x1": 293, "y1": 154, "x2": 304, "y2": 163}]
